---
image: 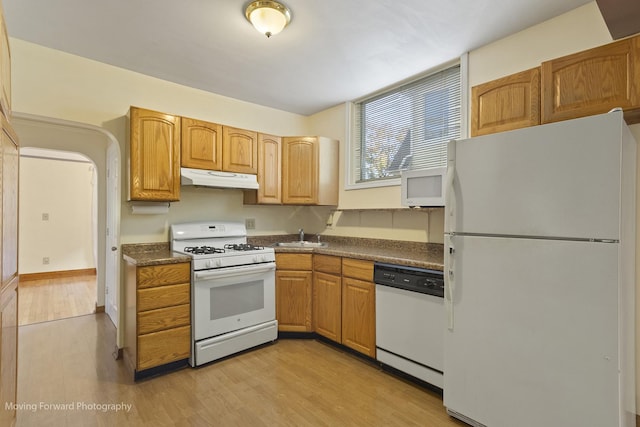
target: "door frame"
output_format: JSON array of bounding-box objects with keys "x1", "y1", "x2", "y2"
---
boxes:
[{"x1": 12, "y1": 112, "x2": 122, "y2": 342}]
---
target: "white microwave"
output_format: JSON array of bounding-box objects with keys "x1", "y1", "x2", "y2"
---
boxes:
[{"x1": 401, "y1": 167, "x2": 446, "y2": 207}]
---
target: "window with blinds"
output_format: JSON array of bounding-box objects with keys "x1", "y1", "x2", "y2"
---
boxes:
[{"x1": 351, "y1": 64, "x2": 461, "y2": 185}]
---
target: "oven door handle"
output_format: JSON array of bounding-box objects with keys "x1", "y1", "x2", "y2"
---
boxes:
[{"x1": 194, "y1": 262, "x2": 276, "y2": 280}]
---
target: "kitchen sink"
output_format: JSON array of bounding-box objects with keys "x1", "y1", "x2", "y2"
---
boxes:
[{"x1": 272, "y1": 241, "x2": 328, "y2": 248}]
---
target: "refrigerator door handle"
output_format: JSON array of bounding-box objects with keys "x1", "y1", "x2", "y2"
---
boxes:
[
  {"x1": 445, "y1": 140, "x2": 456, "y2": 233},
  {"x1": 445, "y1": 235, "x2": 455, "y2": 331}
]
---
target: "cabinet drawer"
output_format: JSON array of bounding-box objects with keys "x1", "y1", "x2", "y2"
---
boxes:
[
  {"x1": 137, "y1": 283, "x2": 190, "y2": 312},
  {"x1": 138, "y1": 325, "x2": 190, "y2": 370},
  {"x1": 137, "y1": 262, "x2": 190, "y2": 289},
  {"x1": 138, "y1": 304, "x2": 190, "y2": 335},
  {"x1": 342, "y1": 258, "x2": 373, "y2": 282},
  {"x1": 276, "y1": 253, "x2": 313, "y2": 270},
  {"x1": 314, "y1": 254, "x2": 341, "y2": 275}
]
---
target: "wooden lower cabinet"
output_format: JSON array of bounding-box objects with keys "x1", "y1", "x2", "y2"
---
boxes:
[
  {"x1": 137, "y1": 325, "x2": 190, "y2": 371},
  {"x1": 341, "y1": 258, "x2": 376, "y2": 358},
  {"x1": 313, "y1": 254, "x2": 342, "y2": 342},
  {"x1": 0, "y1": 278, "x2": 18, "y2": 425},
  {"x1": 275, "y1": 254, "x2": 313, "y2": 332},
  {"x1": 341, "y1": 277, "x2": 376, "y2": 358},
  {"x1": 276, "y1": 253, "x2": 376, "y2": 358},
  {"x1": 124, "y1": 261, "x2": 191, "y2": 378},
  {"x1": 275, "y1": 270, "x2": 313, "y2": 332},
  {"x1": 313, "y1": 271, "x2": 342, "y2": 342}
]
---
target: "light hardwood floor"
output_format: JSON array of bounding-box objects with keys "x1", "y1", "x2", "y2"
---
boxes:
[
  {"x1": 18, "y1": 274, "x2": 97, "y2": 326},
  {"x1": 15, "y1": 314, "x2": 467, "y2": 427}
]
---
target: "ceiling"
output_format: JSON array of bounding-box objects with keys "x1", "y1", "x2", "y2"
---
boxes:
[{"x1": 4, "y1": 0, "x2": 594, "y2": 116}]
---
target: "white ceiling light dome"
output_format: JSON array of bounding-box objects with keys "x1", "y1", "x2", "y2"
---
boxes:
[{"x1": 245, "y1": 1, "x2": 292, "y2": 38}]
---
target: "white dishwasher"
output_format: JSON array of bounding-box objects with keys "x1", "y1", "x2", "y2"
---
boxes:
[{"x1": 375, "y1": 262, "x2": 444, "y2": 389}]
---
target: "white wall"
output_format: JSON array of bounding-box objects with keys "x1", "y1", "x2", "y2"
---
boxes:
[{"x1": 19, "y1": 155, "x2": 95, "y2": 274}]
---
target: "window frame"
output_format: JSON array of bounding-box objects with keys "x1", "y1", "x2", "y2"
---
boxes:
[{"x1": 345, "y1": 55, "x2": 468, "y2": 190}]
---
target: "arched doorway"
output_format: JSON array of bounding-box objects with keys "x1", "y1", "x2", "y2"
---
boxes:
[{"x1": 12, "y1": 113, "x2": 122, "y2": 341}]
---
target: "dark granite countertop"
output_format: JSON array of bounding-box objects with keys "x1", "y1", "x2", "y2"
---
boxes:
[
  {"x1": 121, "y1": 242, "x2": 191, "y2": 267},
  {"x1": 249, "y1": 235, "x2": 444, "y2": 271},
  {"x1": 121, "y1": 236, "x2": 444, "y2": 271}
]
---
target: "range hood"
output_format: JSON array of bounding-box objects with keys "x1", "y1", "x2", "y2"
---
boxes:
[{"x1": 180, "y1": 167, "x2": 259, "y2": 190}]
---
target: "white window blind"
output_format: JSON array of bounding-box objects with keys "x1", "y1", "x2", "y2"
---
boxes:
[{"x1": 351, "y1": 64, "x2": 461, "y2": 184}]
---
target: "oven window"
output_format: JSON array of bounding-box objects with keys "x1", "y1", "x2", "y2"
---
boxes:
[{"x1": 210, "y1": 280, "x2": 264, "y2": 320}]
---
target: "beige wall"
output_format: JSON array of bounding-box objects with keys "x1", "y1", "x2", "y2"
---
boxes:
[
  {"x1": 10, "y1": 39, "x2": 336, "y2": 244},
  {"x1": 19, "y1": 156, "x2": 96, "y2": 273},
  {"x1": 306, "y1": 0, "x2": 640, "y2": 412},
  {"x1": 10, "y1": 1, "x2": 640, "y2": 407},
  {"x1": 306, "y1": 2, "x2": 625, "y2": 245}
]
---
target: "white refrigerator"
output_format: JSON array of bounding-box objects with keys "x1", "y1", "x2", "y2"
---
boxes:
[{"x1": 443, "y1": 111, "x2": 637, "y2": 427}]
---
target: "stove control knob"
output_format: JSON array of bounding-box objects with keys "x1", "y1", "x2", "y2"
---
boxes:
[{"x1": 216, "y1": 259, "x2": 223, "y2": 267}]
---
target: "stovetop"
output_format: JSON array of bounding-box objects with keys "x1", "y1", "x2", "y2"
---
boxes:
[
  {"x1": 183, "y1": 243, "x2": 267, "y2": 255},
  {"x1": 170, "y1": 221, "x2": 275, "y2": 270}
]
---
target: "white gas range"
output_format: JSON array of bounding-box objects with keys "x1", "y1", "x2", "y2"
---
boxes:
[{"x1": 170, "y1": 221, "x2": 277, "y2": 367}]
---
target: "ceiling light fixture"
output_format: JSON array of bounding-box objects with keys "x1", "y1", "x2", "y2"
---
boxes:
[{"x1": 245, "y1": 1, "x2": 291, "y2": 38}]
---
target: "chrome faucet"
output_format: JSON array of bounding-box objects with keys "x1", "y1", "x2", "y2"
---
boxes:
[{"x1": 298, "y1": 228, "x2": 304, "y2": 242}]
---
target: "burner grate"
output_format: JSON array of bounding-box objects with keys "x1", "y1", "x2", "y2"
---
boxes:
[
  {"x1": 184, "y1": 246, "x2": 225, "y2": 255},
  {"x1": 224, "y1": 243, "x2": 265, "y2": 251}
]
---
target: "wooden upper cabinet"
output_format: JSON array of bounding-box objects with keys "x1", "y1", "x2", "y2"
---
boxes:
[
  {"x1": 181, "y1": 117, "x2": 223, "y2": 170},
  {"x1": 222, "y1": 126, "x2": 257, "y2": 174},
  {"x1": 282, "y1": 136, "x2": 338, "y2": 206},
  {"x1": 129, "y1": 107, "x2": 181, "y2": 201},
  {"x1": 541, "y1": 35, "x2": 640, "y2": 124},
  {"x1": 282, "y1": 136, "x2": 317, "y2": 204},
  {"x1": 244, "y1": 133, "x2": 282, "y2": 204},
  {"x1": 471, "y1": 67, "x2": 540, "y2": 136}
]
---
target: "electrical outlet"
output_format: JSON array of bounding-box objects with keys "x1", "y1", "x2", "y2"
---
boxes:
[
  {"x1": 42, "y1": 213, "x2": 49, "y2": 221},
  {"x1": 43, "y1": 257, "x2": 50, "y2": 265},
  {"x1": 245, "y1": 218, "x2": 256, "y2": 229}
]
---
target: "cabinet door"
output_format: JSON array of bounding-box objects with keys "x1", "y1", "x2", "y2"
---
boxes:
[
  {"x1": 129, "y1": 107, "x2": 181, "y2": 201},
  {"x1": 313, "y1": 271, "x2": 341, "y2": 342},
  {"x1": 245, "y1": 133, "x2": 282, "y2": 204},
  {"x1": 541, "y1": 36, "x2": 640, "y2": 124},
  {"x1": 1, "y1": 122, "x2": 17, "y2": 287},
  {"x1": 0, "y1": 278, "x2": 17, "y2": 425},
  {"x1": 181, "y1": 117, "x2": 222, "y2": 170},
  {"x1": 342, "y1": 277, "x2": 376, "y2": 358},
  {"x1": 275, "y1": 270, "x2": 312, "y2": 332},
  {"x1": 222, "y1": 126, "x2": 257, "y2": 174},
  {"x1": 471, "y1": 67, "x2": 540, "y2": 136},
  {"x1": 282, "y1": 137, "x2": 318, "y2": 205},
  {"x1": 257, "y1": 133, "x2": 281, "y2": 203}
]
